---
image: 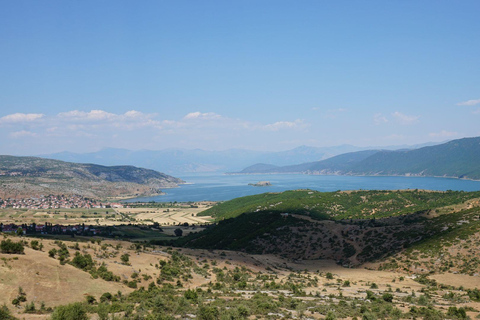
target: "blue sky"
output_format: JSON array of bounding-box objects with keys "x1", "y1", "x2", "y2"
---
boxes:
[{"x1": 1, "y1": 0, "x2": 479, "y2": 155}]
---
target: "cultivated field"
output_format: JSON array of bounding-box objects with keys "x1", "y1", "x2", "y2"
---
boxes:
[
  {"x1": 116, "y1": 202, "x2": 214, "y2": 226},
  {"x1": 0, "y1": 208, "x2": 116, "y2": 226},
  {"x1": 0, "y1": 202, "x2": 214, "y2": 227}
]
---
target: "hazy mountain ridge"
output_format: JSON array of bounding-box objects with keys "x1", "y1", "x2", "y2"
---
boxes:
[
  {"x1": 40, "y1": 142, "x2": 440, "y2": 174},
  {"x1": 0, "y1": 155, "x2": 184, "y2": 199},
  {"x1": 239, "y1": 137, "x2": 480, "y2": 180}
]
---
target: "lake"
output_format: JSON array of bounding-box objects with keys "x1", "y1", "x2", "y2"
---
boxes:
[{"x1": 123, "y1": 173, "x2": 480, "y2": 203}]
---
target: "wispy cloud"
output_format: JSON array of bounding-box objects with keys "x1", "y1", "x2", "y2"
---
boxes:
[
  {"x1": 57, "y1": 110, "x2": 162, "y2": 130},
  {"x1": 0, "y1": 109, "x2": 310, "y2": 153},
  {"x1": 58, "y1": 110, "x2": 116, "y2": 121},
  {"x1": 9, "y1": 130, "x2": 37, "y2": 138},
  {"x1": 263, "y1": 119, "x2": 307, "y2": 131},
  {"x1": 183, "y1": 112, "x2": 222, "y2": 120},
  {"x1": 392, "y1": 111, "x2": 419, "y2": 125},
  {"x1": 0, "y1": 113, "x2": 44, "y2": 124},
  {"x1": 373, "y1": 113, "x2": 388, "y2": 125},
  {"x1": 457, "y1": 98, "x2": 480, "y2": 106}
]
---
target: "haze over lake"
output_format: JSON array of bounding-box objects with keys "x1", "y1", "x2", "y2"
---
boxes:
[{"x1": 124, "y1": 174, "x2": 480, "y2": 203}]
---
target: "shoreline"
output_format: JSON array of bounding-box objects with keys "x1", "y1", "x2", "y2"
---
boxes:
[{"x1": 225, "y1": 171, "x2": 480, "y2": 182}]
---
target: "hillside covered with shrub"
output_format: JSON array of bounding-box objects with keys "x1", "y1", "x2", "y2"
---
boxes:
[
  {"x1": 199, "y1": 189, "x2": 480, "y2": 221},
  {"x1": 183, "y1": 189, "x2": 480, "y2": 270}
]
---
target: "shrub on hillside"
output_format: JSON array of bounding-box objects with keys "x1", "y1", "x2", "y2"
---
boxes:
[
  {"x1": 0, "y1": 304, "x2": 16, "y2": 320},
  {"x1": 0, "y1": 239, "x2": 24, "y2": 254},
  {"x1": 50, "y1": 302, "x2": 88, "y2": 320}
]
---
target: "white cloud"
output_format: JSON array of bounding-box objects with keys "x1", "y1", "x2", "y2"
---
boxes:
[
  {"x1": 9, "y1": 130, "x2": 37, "y2": 138},
  {"x1": 373, "y1": 113, "x2": 388, "y2": 125},
  {"x1": 57, "y1": 109, "x2": 162, "y2": 130},
  {"x1": 263, "y1": 119, "x2": 307, "y2": 131},
  {"x1": 183, "y1": 112, "x2": 222, "y2": 120},
  {"x1": 58, "y1": 110, "x2": 117, "y2": 121},
  {"x1": 0, "y1": 113, "x2": 44, "y2": 124},
  {"x1": 124, "y1": 110, "x2": 144, "y2": 118},
  {"x1": 0, "y1": 108, "x2": 313, "y2": 153},
  {"x1": 457, "y1": 98, "x2": 480, "y2": 106},
  {"x1": 429, "y1": 130, "x2": 458, "y2": 138},
  {"x1": 392, "y1": 111, "x2": 419, "y2": 125}
]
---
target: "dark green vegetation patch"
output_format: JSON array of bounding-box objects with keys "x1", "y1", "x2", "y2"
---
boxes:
[
  {"x1": 0, "y1": 239, "x2": 25, "y2": 254},
  {"x1": 200, "y1": 189, "x2": 480, "y2": 221}
]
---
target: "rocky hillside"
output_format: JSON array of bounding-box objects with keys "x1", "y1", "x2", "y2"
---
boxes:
[{"x1": 0, "y1": 155, "x2": 184, "y2": 199}]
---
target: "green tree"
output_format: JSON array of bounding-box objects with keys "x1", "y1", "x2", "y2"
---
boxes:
[
  {"x1": 85, "y1": 295, "x2": 96, "y2": 305},
  {"x1": 197, "y1": 305, "x2": 219, "y2": 320},
  {"x1": 30, "y1": 240, "x2": 40, "y2": 250},
  {"x1": 0, "y1": 239, "x2": 24, "y2": 254},
  {"x1": 50, "y1": 302, "x2": 88, "y2": 320},
  {"x1": 120, "y1": 254, "x2": 130, "y2": 265},
  {"x1": 184, "y1": 289, "x2": 198, "y2": 303},
  {"x1": 382, "y1": 293, "x2": 394, "y2": 303},
  {"x1": 97, "y1": 303, "x2": 109, "y2": 320},
  {"x1": 174, "y1": 228, "x2": 183, "y2": 237},
  {"x1": 0, "y1": 304, "x2": 15, "y2": 320}
]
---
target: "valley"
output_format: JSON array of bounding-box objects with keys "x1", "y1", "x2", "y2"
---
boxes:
[
  {"x1": 2, "y1": 189, "x2": 480, "y2": 319},
  {"x1": 3, "y1": 2, "x2": 479, "y2": 319}
]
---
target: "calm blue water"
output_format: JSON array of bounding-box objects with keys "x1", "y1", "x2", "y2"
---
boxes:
[{"x1": 123, "y1": 173, "x2": 480, "y2": 203}]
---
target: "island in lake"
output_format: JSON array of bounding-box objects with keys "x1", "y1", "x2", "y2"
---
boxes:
[{"x1": 248, "y1": 181, "x2": 272, "y2": 187}]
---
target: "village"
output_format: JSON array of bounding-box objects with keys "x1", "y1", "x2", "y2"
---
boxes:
[{"x1": 0, "y1": 194, "x2": 125, "y2": 210}]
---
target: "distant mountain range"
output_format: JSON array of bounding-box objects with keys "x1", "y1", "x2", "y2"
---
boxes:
[
  {"x1": 40, "y1": 141, "x2": 440, "y2": 175},
  {"x1": 237, "y1": 137, "x2": 480, "y2": 180},
  {"x1": 0, "y1": 155, "x2": 184, "y2": 199}
]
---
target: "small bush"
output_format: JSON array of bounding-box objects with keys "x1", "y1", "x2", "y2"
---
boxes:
[
  {"x1": 382, "y1": 293, "x2": 394, "y2": 303},
  {"x1": 120, "y1": 254, "x2": 129, "y2": 265},
  {"x1": 0, "y1": 239, "x2": 24, "y2": 254},
  {"x1": 50, "y1": 302, "x2": 88, "y2": 320}
]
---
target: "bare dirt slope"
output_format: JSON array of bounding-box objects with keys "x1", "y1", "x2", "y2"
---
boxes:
[{"x1": 0, "y1": 247, "x2": 131, "y2": 318}]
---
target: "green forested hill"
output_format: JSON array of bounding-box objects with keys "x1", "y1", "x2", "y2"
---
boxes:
[
  {"x1": 348, "y1": 137, "x2": 480, "y2": 178},
  {"x1": 199, "y1": 189, "x2": 480, "y2": 221},
  {"x1": 238, "y1": 137, "x2": 480, "y2": 179}
]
